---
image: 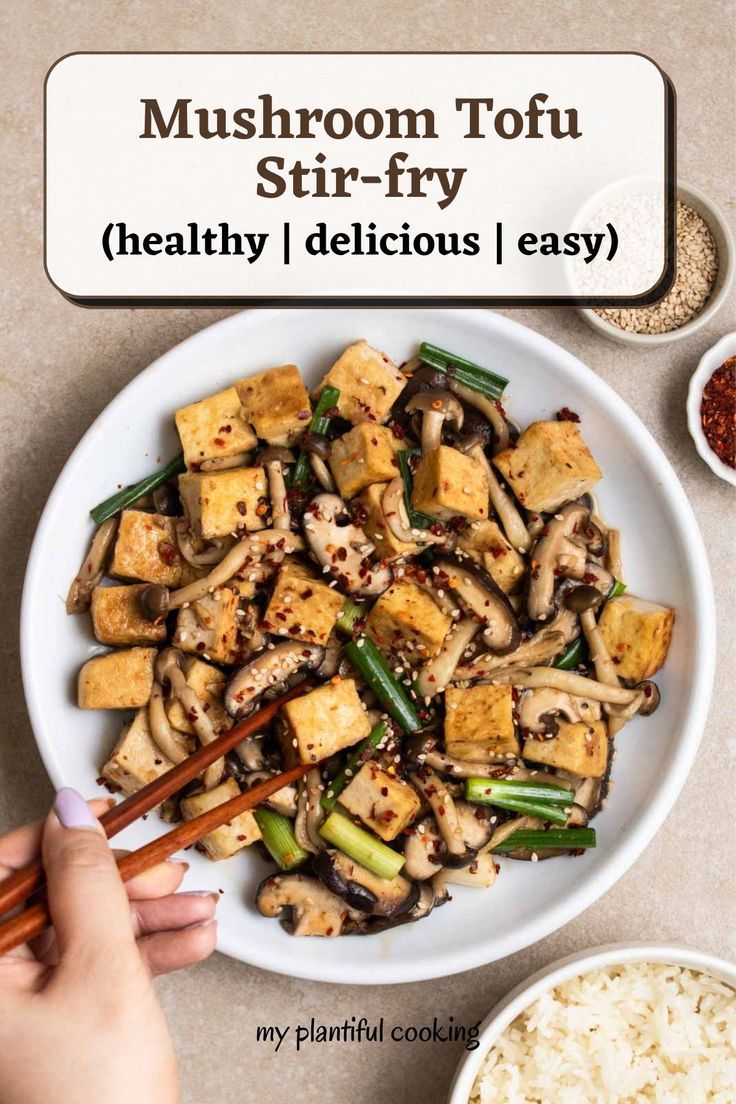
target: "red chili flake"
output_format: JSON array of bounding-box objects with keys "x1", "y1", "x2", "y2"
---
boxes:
[
  {"x1": 391, "y1": 423, "x2": 405, "y2": 439},
  {"x1": 582, "y1": 571, "x2": 598, "y2": 585},
  {"x1": 158, "y1": 540, "x2": 177, "y2": 565},
  {"x1": 701, "y1": 358, "x2": 735, "y2": 468},
  {"x1": 213, "y1": 437, "x2": 225, "y2": 446},
  {"x1": 336, "y1": 547, "x2": 348, "y2": 561},
  {"x1": 437, "y1": 804, "x2": 446, "y2": 816},
  {"x1": 236, "y1": 501, "x2": 247, "y2": 516},
  {"x1": 300, "y1": 587, "x2": 314, "y2": 599},
  {"x1": 380, "y1": 786, "x2": 389, "y2": 796},
  {"x1": 556, "y1": 406, "x2": 580, "y2": 423},
  {"x1": 430, "y1": 523, "x2": 445, "y2": 537},
  {"x1": 382, "y1": 810, "x2": 397, "y2": 822}
]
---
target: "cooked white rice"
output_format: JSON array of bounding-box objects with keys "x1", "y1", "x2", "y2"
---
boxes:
[{"x1": 470, "y1": 963, "x2": 736, "y2": 1104}]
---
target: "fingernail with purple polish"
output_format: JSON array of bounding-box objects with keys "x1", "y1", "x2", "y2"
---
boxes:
[{"x1": 54, "y1": 787, "x2": 99, "y2": 830}]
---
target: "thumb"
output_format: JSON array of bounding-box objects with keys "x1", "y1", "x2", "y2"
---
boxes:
[{"x1": 42, "y1": 788, "x2": 138, "y2": 966}]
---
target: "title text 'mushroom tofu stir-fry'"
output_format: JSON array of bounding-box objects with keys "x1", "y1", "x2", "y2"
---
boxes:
[{"x1": 68, "y1": 340, "x2": 674, "y2": 937}]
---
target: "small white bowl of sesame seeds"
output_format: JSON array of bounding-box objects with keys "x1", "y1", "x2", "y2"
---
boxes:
[{"x1": 578, "y1": 181, "x2": 734, "y2": 347}]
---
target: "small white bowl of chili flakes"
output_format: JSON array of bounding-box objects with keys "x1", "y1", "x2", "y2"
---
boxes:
[{"x1": 687, "y1": 331, "x2": 736, "y2": 486}]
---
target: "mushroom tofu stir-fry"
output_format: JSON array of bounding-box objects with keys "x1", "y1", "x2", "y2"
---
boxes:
[{"x1": 69, "y1": 340, "x2": 675, "y2": 938}]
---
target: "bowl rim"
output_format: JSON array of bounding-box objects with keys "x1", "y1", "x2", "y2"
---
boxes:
[
  {"x1": 686, "y1": 331, "x2": 736, "y2": 486},
  {"x1": 20, "y1": 307, "x2": 717, "y2": 984},
  {"x1": 578, "y1": 179, "x2": 735, "y2": 347},
  {"x1": 448, "y1": 941, "x2": 736, "y2": 1103}
]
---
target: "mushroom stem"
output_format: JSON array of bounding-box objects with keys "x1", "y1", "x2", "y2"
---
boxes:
[
  {"x1": 578, "y1": 608, "x2": 639, "y2": 733},
  {"x1": 156, "y1": 648, "x2": 223, "y2": 789},
  {"x1": 409, "y1": 769, "x2": 467, "y2": 858},
  {"x1": 482, "y1": 666, "x2": 641, "y2": 706},
  {"x1": 164, "y1": 530, "x2": 304, "y2": 610},
  {"x1": 263, "y1": 459, "x2": 291, "y2": 531},
  {"x1": 65, "y1": 516, "x2": 119, "y2": 614},
  {"x1": 309, "y1": 452, "x2": 336, "y2": 492},
  {"x1": 453, "y1": 628, "x2": 566, "y2": 681},
  {"x1": 415, "y1": 617, "x2": 479, "y2": 698},
  {"x1": 606, "y1": 528, "x2": 624, "y2": 582},
  {"x1": 148, "y1": 680, "x2": 190, "y2": 765},
  {"x1": 472, "y1": 447, "x2": 530, "y2": 553}
]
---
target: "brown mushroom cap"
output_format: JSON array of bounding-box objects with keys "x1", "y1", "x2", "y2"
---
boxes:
[{"x1": 258, "y1": 446, "x2": 296, "y2": 466}]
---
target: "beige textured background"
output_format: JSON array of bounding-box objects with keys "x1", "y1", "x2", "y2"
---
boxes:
[{"x1": 1, "y1": 3, "x2": 734, "y2": 1102}]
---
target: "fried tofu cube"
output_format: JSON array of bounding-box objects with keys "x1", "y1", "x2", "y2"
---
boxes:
[
  {"x1": 91, "y1": 585, "x2": 168, "y2": 647},
  {"x1": 340, "y1": 762, "x2": 421, "y2": 841},
  {"x1": 166, "y1": 659, "x2": 232, "y2": 737},
  {"x1": 78, "y1": 647, "x2": 156, "y2": 710},
  {"x1": 328, "y1": 424, "x2": 400, "y2": 499},
  {"x1": 316, "y1": 340, "x2": 406, "y2": 425},
  {"x1": 458, "y1": 519, "x2": 526, "y2": 593},
  {"x1": 178, "y1": 467, "x2": 267, "y2": 539},
  {"x1": 411, "y1": 446, "x2": 488, "y2": 522},
  {"x1": 444, "y1": 685, "x2": 519, "y2": 762},
  {"x1": 235, "y1": 365, "x2": 311, "y2": 445},
  {"x1": 180, "y1": 778, "x2": 261, "y2": 860},
  {"x1": 173, "y1": 587, "x2": 242, "y2": 665},
  {"x1": 493, "y1": 421, "x2": 602, "y2": 512},
  {"x1": 366, "y1": 580, "x2": 450, "y2": 660},
  {"x1": 101, "y1": 708, "x2": 177, "y2": 796},
  {"x1": 523, "y1": 720, "x2": 608, "y2": 778},
  {"x1": 175, "y1": 386, "x2": 257, "y2": 470},
  {"x1": 109, "y1": 510, "x2": 183, "y2": 587},
  {"x1": 356, "y1": 482, "x2": 419, "y2": 561},
  {"x1": 280, "y1": 679, "x2": 371, "y2": 766},
  {"x1": 262, "y1": 572, "x2": 344, "y2": 647},
  {"x1": 597, "y1": 595, "x2": 675, "y2": 681}
]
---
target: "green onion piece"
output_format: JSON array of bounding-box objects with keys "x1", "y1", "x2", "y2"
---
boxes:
[
  {"x1": 492, "y1": 828, "x2": 596, "y2": 853},
  {"x1": 418, "y1": 342, "x2": 508, "y2": 401},
  {"x1": 320, "y1": 812, "x2": 405, "y2": 880},
  {"x1": 253, "y1": 808, "x2": 309, "y2": 871},
  {"x1": 494, "y1": 797, "x2": 569, "y2": 826},
  {"x1": 397, "y1": 449, "x2": 435, "y2": 531},
  {"x1": 291, "y1": 385, "x2": 341, "y2": 487},
  {"x1": 335, "y1": 599, "x2": 364, "y2": 636},
  {"x1": 321, "y1": 722, "x2": 389, "y2": 813},
  {"x1": 90, "y1": 453, "x2": 186, "y2": 525},
  {"x1": 344, "y1": 636, "x2": 422, "y2": 733},
  {"x1": 465, "y1": 777, "x2": 574, "y2": 806},
  {"x1": 553, "y1": 578, "x2": 627, "y2": 669}
]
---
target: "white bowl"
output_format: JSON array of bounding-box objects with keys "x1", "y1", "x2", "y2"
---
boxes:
[
  {"x1": 578, "y1": 181, "x2": 735, "y2": 347},
  {"x1": 21, "y1": 309, "x2": 716, "y2": 984},
  {"x1": 449, "y1": 942, "x2": 736, "y2": 1103},
  {"x1": 687, "y1": 332, "x2": 736, "y2": 486}
]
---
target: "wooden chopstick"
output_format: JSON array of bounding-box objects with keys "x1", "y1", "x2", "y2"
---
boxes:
[
  {"x1": 0, "y1": 679, "x2": 312, "y2": 919},
  {"x1": 0, "y1": 762, "x2": 313, "y2": 956}
]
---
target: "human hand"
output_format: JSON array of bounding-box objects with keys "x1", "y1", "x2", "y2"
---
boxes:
[{"x1": 0, "y1": 788, "x2": 219, "y2": 1104}]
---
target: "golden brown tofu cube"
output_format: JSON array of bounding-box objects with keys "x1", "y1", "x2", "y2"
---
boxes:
[
  {"x1": 598, "y1": 595, "x2": 675, "y2": 681},
  {"x1": 178, "y1": 468, "x2": 267, "y2": 539},
  {"x1": 78, "y1": 647, "x2": 157, "y2": 710},
  {"x1": 458, "y1": 519, "x2": 526, "y2": 594},
  {"x1": 166, "y1": 659, "x2": 232, "y2": 737},
  {"x1": 493, "y1": 421, "x2": 602, "y2": 512},
  {"x1": 523, "y1": 720, "x2": 608, "y2": 778},
  {"x1": 328, "y1": 424, "x2": 400, "y2": 499},
  {"x1": 175, "y1": 386, "x2": 257, "y2": 470},
  {"x1": 411, "y1": 446, "x2": 489, "y2": 522},
  {"x1": 262, "y1": 572, "x2": 344, "y2": 647},
  {"x1": 366, "y1": 580, "x2": 450, "y2": 660},
  {"x1": 444, "y1": 684, "x2": 519, "y2": 762},
  {"x1": 180, "y1": 778, "x2": 261, "y2": 860},
  {"x1": 340, "y1": 762, "x2": 421, "y2": 841},
  {"x1": 316, "y1": 340, "x2": 406, "y2": 424},
  {"x1": 173, "y1": 587, "x2": 242, "y2": 665},
  {"x1": 109, "y1": 510, "x2": 183, "y2": 587},
  {"x1": 91, "y1": 585, "x2": 168, "y2": 647},
  {"x1": 101, "y1": 708, "x2": 177, "y2": 796},
  {"x1": 280, "y1": 679, "x2": 371, "y2": 766},
  {"x1": 356, "y1": 482, "x2": 419, "y2": 561},
  {"x1": 235, "y1": 365, "x2": 311, "y2": 445}
]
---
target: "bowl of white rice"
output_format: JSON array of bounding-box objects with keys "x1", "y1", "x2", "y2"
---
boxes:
[{"x1": 449, "y1": 944, "x2": 736, "y2": 1104}]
